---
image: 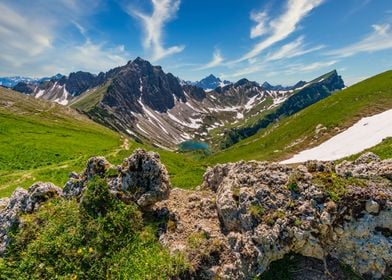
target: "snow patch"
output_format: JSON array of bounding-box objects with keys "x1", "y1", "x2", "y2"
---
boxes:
[
  {"x1": 281, "y1": 109, "x2": 392, "y2": 163},
  {"x1": 35, "y1": 89, "x2": 45, "y2": 99}
]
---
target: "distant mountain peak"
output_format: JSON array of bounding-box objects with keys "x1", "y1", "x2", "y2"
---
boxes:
[{"x1": 192, "y1": 74, "x2": 231, "y2": 90}]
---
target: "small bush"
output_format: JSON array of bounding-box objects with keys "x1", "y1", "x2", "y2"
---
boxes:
[
  {"x1": 1, "y1": 176, "x2": 187, "y2": 279},
  {"x1": 187, "y1": 231, "x2": 208, "y2": 249},
  {"x1": 249, "y1": 204, "x2": 265, "y2": 221}
]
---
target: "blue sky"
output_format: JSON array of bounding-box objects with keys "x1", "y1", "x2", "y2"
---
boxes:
[{"x1": 0, "y1": 0, "x2": 391, "y2": 85}]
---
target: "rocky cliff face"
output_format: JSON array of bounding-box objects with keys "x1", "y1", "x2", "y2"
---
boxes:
[{"x1": 76, "y1": 58, "x2": 300, "y2": 149}]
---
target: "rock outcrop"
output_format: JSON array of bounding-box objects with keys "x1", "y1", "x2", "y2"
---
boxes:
[
  {"x1": 0, "y1": 149, "x2": 171, "y2": 257},
  {"x1": 1, "y1": 150, "x2": 390, "y2": 279},
  {"x1": 157, "y1": 153, "x2": 392, "y2": 279},
  {"x1": 0, "y1": 183, "x2": 61, "y2": 256},
  {"x1": 336, "y1": 152, "x2": 392, "y2": 179},
  {"x1": 63, "y1": 149, "x2": 171, "y2": 207}
]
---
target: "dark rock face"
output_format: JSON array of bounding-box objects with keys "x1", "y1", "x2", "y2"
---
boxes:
[
  {"x1": 0, "y1": 183, "x2": 62, "y2": 256},
  {"x1": 12, "y1": 82, "x2": 35, "y2": 94},
  {"x1": 183, "y1": 84, "x2": 206, "y2": 101},
  {"x1": 261, "y1": 80, "x2": 307, "y2": 91},
  {"x1": 102, "y1": 58, "x2": 186, "y2": 113},
  {"x1": 60, "y1": 71, "x2": 99, "y2": 96}
]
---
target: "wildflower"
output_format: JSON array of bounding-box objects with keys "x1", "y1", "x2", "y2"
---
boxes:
[
  {"x1": 77, "y1": 248, "x2": 83, "y2": 254},
  {"x1": 88, "y1": 247, "x2": 94, "y2": 253}
]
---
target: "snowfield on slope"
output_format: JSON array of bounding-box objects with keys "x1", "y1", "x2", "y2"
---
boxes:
[{"x1": 281, "y1": 109, "x2": 392, "y2": 163}]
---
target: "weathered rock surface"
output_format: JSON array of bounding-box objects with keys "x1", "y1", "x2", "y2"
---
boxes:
[
  {"x1": 0, "y1": 183, "x2": 61, "y2": 256},
  {"x1": 63, "y1": 148, "x2": 171, "y2": 207},
  {"x1": 114, "y1": 149, "x2": 171, "y2": 207},
  {"x1": 336, "y1": 152, "x2": 392, "y2": 179},
  {"x1": 157, "y1": 153, "x2": 392, "y2": 279}
]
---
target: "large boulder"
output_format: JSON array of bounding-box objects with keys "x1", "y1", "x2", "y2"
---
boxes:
[
  {"x1": 63, "y1": 149, "x2": 171, "y2": 207},
  {"x1": 0, "y1": 183, "x2": 61, "y2": 256},
  {"x1": 113, "y1": 149, "x2": 171, "y2": 207}
]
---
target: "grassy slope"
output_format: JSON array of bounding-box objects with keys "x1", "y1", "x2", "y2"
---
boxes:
[
  {"x1": 0, "y1": 88, "x2": 122, "y2": 197},
  {"x1": 209, "y1": 70, "x2": 392, "y2": 164},
  {"x1": 69, "y1": 82, "x2": 109, "y2": 111},
  {"x1": 0, "y1": 88, "x2": 205, "y2": 197}
]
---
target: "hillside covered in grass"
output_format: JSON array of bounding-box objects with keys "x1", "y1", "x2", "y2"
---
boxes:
[
  {"x1": 0, "y1": 88, "x2": 206, "y2": 197},
  {"x1": 209, "y1": 70, "x2": 392, "y2": 164}
]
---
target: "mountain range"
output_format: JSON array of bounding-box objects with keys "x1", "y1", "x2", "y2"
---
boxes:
[{"x1": 6, "y1": 57, "x2": 344, "y2": 149}]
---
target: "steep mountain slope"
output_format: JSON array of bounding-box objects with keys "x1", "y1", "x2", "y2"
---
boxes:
[
  {"x1": 210, "y1": 70, "x2": 392, "y2": 163},
  {"x1": 210, "y1": 70, "x2": 344, "y2": 149},
  {"x1": 71, "y1": 58, "x2": 343, "y2": 149}
]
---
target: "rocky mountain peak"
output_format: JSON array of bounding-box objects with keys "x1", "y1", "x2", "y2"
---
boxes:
[
  {"x1": 234, "y1": 78, "x2": 258, "y2": 88},
  {"x1": 193, "y1": 74, "x2": 231, "y2": 90}
]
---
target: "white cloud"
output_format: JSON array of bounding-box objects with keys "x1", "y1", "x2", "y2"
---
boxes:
[
  {"x1": 129, "y1": 0, "x2": 185, "y2": 61},
  {"x1": 0, "y1": 1, "x2": 129, "y2": 77},
  {"x1": 197, "y1": 49, "x2": 224, "y2": 70},
  {"x1": 266, "y1": 36, "x2": 324, "y2": 61},
  {"x1": 286, "y1": 60, "x2": 338, "y2": 73},
  {"x1": 326, "y1": 23, "x2": 392, "y2": 58},
  {"x1": 65, "y1": 40, "x2": 129, "y2": 73},
  {"x1": 237, "y1": 0, "x2": 324, "y2": 62},
  {"x1": 250, "y1": 11, "x2": 269, "y2": 39},
  {"x1": 0, "y1": 3, "x2": 53, "y2": 60}
]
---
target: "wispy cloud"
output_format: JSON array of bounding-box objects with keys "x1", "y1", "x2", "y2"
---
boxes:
[
  {"x1": 266, "y1": 36, "x2": 324, "y2": 61},
  {"x1": 0, "y1": 3, "x2": 53, "y2": 59},
  {"x1": 196, "y1": 49, "x2": 224, "y2": 70},
  {"x1": 344, "y1": 0, "x2": 372, "y2": 19},
  {"x1": 0, "y1": 1, "x2": 129, "y2": 77},
  {"x1": 236, "y1": 0, "x2": 324, "y2": 62},
  {"x1": 66, "y1": 40, "x2": 129, "y2": 73},
  {"x1": 326, "y1": 23, "x2": 392, "y2": 58},
  {"x1": 129, "y1": 0, "x2": 184, "y2": 62},
  {"x1": 250, "y1": 11, "x2": 269, "y2": 39},
  {"x1": 286, "y1": 60, "x2": 338, "y2": 73}
]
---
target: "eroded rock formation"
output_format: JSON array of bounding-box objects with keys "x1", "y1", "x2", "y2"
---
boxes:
[{"x1": 63, "y1": 148, "x2": 171, "y2": 207}]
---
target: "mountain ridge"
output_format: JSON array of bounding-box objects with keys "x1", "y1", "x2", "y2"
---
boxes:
[{"x1": 6, "y1": 58, "x2": 345, "y2": 149}]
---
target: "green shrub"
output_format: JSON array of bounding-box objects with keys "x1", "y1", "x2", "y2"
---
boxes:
[
  {"x1": 249, "y1": 204, "x2": 265, "y2": 221},
  {"x1": 1, "y1": 177, "x2": 187, "y2": 279}
]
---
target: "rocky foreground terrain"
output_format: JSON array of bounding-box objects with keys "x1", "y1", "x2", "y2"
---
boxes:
[{"x1": 0, "y1": 150, "x2": 391, "y2": 279}]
